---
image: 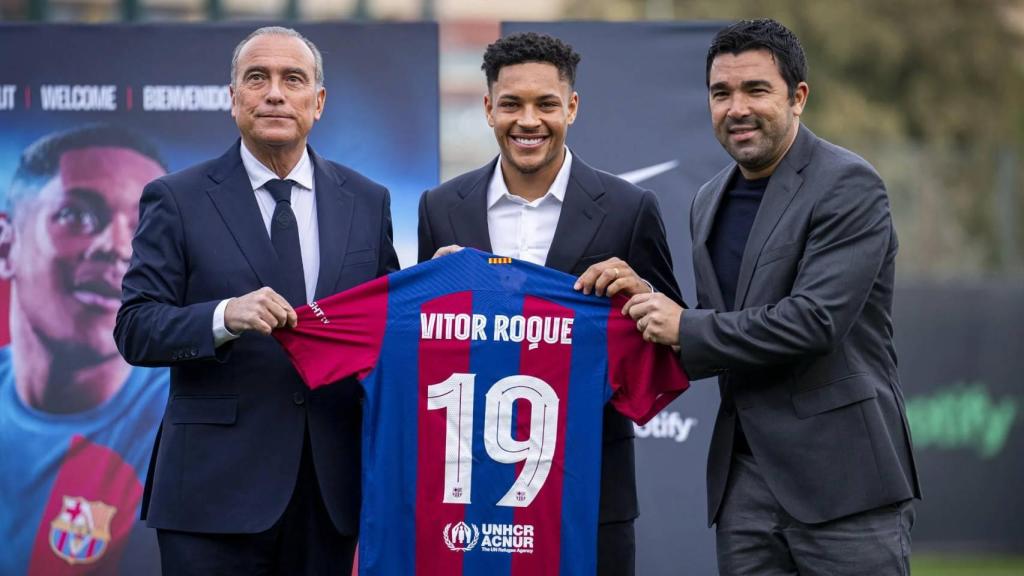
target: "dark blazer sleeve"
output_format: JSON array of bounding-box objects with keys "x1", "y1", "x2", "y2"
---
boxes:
[
  {"x1": 114, "y1": 179, "x2": 221, "y2": 367},
  {"x1": 627, "y1": 189, "x2": 683, "y2": 305},
  {"x1": 416, "y1": 189, "x2": 437, "y2": 264},
  {"x1": 378, "y1": 188, "x2": 401, "y2": 275},
  {"x1": 678, "y1": 162, "x2": 892, "y2": 380}
]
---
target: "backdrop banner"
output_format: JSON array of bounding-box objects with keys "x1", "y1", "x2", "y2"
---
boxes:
[
  {"x1": 0, "y1": 22, "x2": 438, "y2": 575},
  {"x1": 895, "y1": 281, "x2": 1023, "y2": 553}
]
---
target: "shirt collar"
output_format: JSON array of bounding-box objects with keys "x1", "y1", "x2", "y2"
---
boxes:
[
  {"x1": 487, "y1": 147, "x2": 573, "y2": 209},
  {"x1": 240, "y1": 141, "x2": 314, "y2": 192}
]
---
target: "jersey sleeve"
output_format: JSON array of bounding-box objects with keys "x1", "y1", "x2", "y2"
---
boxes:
[
  {"x1": 606, "y1": 294, "x2": 690, "y2": 425},
  {"x1": 273, "y1": 275, "x2": 389, "y2": 389}
]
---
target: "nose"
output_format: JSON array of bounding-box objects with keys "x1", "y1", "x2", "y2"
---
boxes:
[
  {"x1": 86, "y1": 213, "x2": 133, "y2": 262},
  {"x1": 726, "y1": 93, "x2": 751, "y2": 119},
  {"x1": 517, "y1": 106, "x2": 542, "y2": 130},
  {"x1": 265, "y1": 76, "x2": 285, "y2": 104}
]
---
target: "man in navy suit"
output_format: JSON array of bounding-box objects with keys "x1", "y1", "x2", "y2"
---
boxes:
[
  {"x1": 115, "y1": 26, "x2": 399, "y2": 574},
  {"x1": 417, "y1": 32, "x2": 681, "y2": 576}
]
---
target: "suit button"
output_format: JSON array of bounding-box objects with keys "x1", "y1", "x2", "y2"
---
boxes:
[{"x1": 293, "y1": 392, "x2": 305, "y2": 406}]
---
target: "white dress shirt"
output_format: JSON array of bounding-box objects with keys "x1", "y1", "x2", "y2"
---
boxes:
[
  {"x1": 487, "y1": 148, "x2": 572, "y2": 266},
  {"x1": 213, "y1": 142, "x2": 320, "y2": 346}
]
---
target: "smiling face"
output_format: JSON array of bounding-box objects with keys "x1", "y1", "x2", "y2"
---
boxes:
[
  {"x1": 230, "y1": 33, "x2": 325, "y2": 155},
  {"x1": 485, "y1": 62, "x2": 578, "y2": 183},
  {"x1": 708, "y1": 49, "x2": 808, "y2": 179},
  {"x1": 2, "y1": 146, "x2": 165, "y2": 360}
]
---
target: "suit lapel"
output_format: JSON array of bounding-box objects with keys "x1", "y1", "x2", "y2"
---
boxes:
[
  {"x1": 693, "y1": 166, "x2": 733, "y2": 311},
  {"x1": 733, "y1": 125, "x2": 814, "y2": 310},
  {"x1": 545, "y1": 156, "x2": 606, "y2": 273},
  {"x1": 449, "y1": 159, "x2": 494, "y2": 252},
  {"x1": 206, "y1": 141, "x2": 279, "y2": 289},
  {"x1": 311, "y1": 149, "x2": 353, "y2": 300}
]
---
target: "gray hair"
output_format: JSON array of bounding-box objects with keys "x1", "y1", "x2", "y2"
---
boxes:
[{"x1": 230, "y1": 26, "x2": 324, "y2": 88}]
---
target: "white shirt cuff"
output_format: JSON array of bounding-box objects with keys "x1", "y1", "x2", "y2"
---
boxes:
[{"x1": 213, "y1": 298, "x2": 240, "y2": 347}]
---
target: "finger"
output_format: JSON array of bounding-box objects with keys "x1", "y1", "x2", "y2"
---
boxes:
[
  {"x1": 622, "y1": 292, "x2": 651, "y2": 316},
  {"x1": 593, "y1": 267, "x2": 614, "y2": 296},
  {"x1": 643, "y1": 323, "x2": 665, "y2": 344},
  {"x1": 593, "y1": 266, "x2": 624, "y2": 297},
  {"x1": 625, "y1": 297, "x2": 657, "y2": 321},
  {"x1": 256, "y1": 307, "x2": 280, "y2": 331},
  {"x1": 605, "y1": 276, "x2": 642, "y2": 298},
  {"x1": 574, "y1": 265, "x2": 600, "y2": 294},
  {"x1": 261, "y1": 289, "x2": 298, "y2": 328},
  {"x1": 253, "y1": 318, "x2": 273, "y2": 336},
  {"x1": 575, "y1": 257, "x2": 623, "y2": 293},
  {"x1": 264, "y1": 288, "x2": 292, "y2": 311},
  {"x1": 264, "y1": 300, "x2": 290, "y2": 328},
  {"x1": 433, "y1": 245, "x2": 462, "y2": 259}
]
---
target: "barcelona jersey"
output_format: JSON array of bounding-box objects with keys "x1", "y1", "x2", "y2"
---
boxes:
[
  {"x1": 0, "y1": 347, "x2": 167, "y2": 575},
  {"x1": 275, "y1": 248, "x2": 688, "y2": 576}
]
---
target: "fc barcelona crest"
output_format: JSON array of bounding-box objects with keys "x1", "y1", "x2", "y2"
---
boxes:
[{"x1": 49, "y1": 495, "x2": 117, "y2": 565}]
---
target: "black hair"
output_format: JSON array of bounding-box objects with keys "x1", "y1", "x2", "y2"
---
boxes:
[
  {"x1": 706, "y1": 18, "x2": 808, "y2": 99},
  {"x1": 482, "y1": 32, "x2": 582, "y2": 89},
  {"x1": 8, "y1": 123, "x2": 166, "y2": 212}
]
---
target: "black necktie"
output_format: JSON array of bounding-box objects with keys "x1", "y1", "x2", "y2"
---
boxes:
[{"x1": 264, "y1": 179, "x2": 307, "y2": 307}]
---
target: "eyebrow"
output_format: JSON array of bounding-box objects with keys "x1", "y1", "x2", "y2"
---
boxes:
[
  {"x1": 63, "y1": 187, "x2": 111, "y2": 209},
  {"x1": 710, "y1": 79, "x2": 774, "y2": 92},
  {"x1": 497, "y1": 93, "x2": 561, "y2": 101},
  {"x1": 241, "y1": 65, "x2": 310, "y2": 79},
  {"x1": 282, "y1": 67, "x2": 310, "y2": 79}
]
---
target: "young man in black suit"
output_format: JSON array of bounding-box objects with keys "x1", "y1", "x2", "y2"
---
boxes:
[{"x1": 417, "y1": 32, "x2": 682, "y2": 575}]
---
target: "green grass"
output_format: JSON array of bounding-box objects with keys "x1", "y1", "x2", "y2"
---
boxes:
[{"x1": 913, "y1": 553, "x2": 1024, "y2": 576}]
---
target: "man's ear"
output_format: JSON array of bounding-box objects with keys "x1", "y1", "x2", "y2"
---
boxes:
[
  {"x1": 484, "y1": 92, "x2": 495, "y2": 127},
  {"x1": 0, "y1": 214, "x2": 15, "y2": 281}
]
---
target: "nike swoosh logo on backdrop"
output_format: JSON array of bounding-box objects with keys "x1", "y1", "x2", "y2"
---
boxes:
[{"x1": 616, "y1": 160, "x2": 679, "y2": 184}]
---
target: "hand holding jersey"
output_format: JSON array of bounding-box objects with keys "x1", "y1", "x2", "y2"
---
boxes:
[
  {"x1": 432, "y1": 244, "x2": 464, "y2": 259},
  {"x1": 573, "y1": 256, "x2": 654, "y2": 298},
  {"x1": 223, "y1": 286, "x2": 298, "y2": 336},
  {"x1": 622, "y1": 292, "x2": 684, "y2": 345}
]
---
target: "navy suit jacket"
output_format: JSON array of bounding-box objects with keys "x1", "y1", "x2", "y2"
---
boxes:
[
  {"x1": 417, "y1": 154, "x2": 682, "y2": 525},
  {"x1": 115, "y1": 141, "x2": 400, "y2": 534}
]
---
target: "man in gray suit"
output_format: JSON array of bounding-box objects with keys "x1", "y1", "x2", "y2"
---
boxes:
[{"x1": 611, "y1": 18, "x2": 919, "y2": 575}]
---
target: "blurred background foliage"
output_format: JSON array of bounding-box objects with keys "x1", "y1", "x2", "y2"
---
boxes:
[{"x1": 569, "y1": 0, "x2": 1024, "y2": 279}]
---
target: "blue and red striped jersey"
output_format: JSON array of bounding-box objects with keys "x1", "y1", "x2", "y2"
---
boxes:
[{"x1": 275, "y1": 248, "x2": 688, "y2": 576}]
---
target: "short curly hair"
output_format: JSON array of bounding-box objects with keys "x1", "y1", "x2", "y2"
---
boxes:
[{"x1": 482, "y1": 32, "x2": 582, "y2": 89}]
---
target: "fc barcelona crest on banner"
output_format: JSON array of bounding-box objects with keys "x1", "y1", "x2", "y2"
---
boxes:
[{"x1": 48, "y1": 496, "x2": 117, "y2": 564}]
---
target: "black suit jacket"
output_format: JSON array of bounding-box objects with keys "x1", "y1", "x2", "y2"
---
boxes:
[
  {"x1": 681, "y1": 126, "x2": 920, "y2": 526},
  {"x1": 115, "y1": 141, "x2": 400, "y2": 534},
  {"x1": 417, "y1": 154, "x2": 682, "y2": 524}
]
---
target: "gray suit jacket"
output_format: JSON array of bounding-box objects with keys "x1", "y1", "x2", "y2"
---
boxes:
[{"x1": 680, "y1": 125, "x2": 920, "y2": 526}]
